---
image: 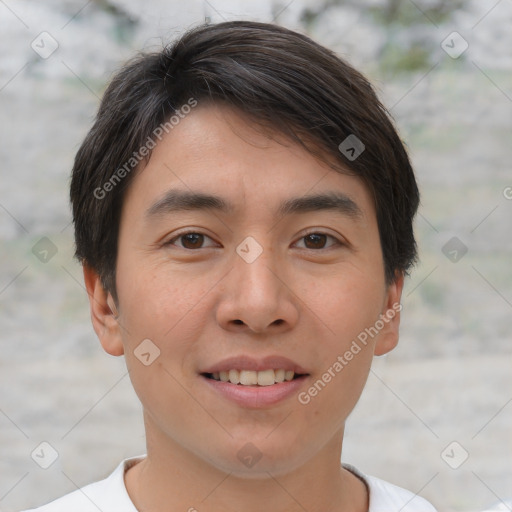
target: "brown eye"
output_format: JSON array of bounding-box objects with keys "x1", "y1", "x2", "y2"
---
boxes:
[
  {"x1": 180, "y1": 233, "x2": 204, "y2": 249},
  {"x1": 166, "y1": 232, "x2": 217, "y2": 250},
  {"x1": 296, "y1": 232, "x2": 341, "y2": 250}
]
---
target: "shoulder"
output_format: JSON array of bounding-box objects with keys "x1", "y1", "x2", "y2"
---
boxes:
[
  {"x1": 365, "y1": 474, "x2": 437, "y2": 512},
  {"x1": 343, "y1": 463, "x2": 438, "y2": 512},
  {"x1": 20, "y1": 456, "x2": 144, "y2": 512}
]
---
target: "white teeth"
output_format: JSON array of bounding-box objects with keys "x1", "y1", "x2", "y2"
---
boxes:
[
  {"x1": 209, "y1": 369, "x2": 297, "y2": 386},
  {"x1": 257, "y1": 369, "x2": 275, "y2": 386},
  {"x1": 274, "y1": 369, "x2": 285, "y2": 383},
  {"x1": 228, "y1": 369, "x2": 240, "y2": 384},
  {"x1": 240, "y1": 370, "x2": 258, "y2": 385}
]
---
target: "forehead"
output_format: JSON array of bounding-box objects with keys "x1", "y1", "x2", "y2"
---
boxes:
[{"x1": 121, "y1": 103, "x2": 375, "y2": 222}]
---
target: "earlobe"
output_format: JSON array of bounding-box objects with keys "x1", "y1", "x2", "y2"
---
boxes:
[
  {"x1": 82, "y1": 264, "x2": 124, "y2": 356},
  {"x1": 374, "y1": 272, "x2": 405, "y2": 357}
]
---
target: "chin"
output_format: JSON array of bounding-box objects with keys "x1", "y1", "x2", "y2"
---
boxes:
[{"x1": 203, "y1": 438, "x2": 313, "y2": 479}]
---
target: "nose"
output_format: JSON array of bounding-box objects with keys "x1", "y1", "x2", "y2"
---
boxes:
[{"x1": 215, "y1": 243, "x2": 299, "y2": 334}]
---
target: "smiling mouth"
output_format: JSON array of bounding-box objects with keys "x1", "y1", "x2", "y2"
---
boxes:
[{"x1": 202, "y1": 369, "x2": 308, "y2": 386}]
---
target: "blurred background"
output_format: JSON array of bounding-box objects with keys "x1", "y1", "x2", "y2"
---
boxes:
[{"x1": 0, "y1": 1, "x2": 511, "y2": 511}]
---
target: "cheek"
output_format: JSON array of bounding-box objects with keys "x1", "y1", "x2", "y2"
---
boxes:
[
  {"x1": 116, "y1": 259, "x2": 208, "y2": 339},
  {"x1": 300, "y1": 273, "x2": 382, "y2": 406},
  {"x1": 125, "y1": 355, "x2": 199, "y2": 445},
  {"x1": 303, "y1": 271, "x2": 384, "y2": 341},
  {"x1": 116, "y1": 262, "x2": 213, "y2": 394},
  {"x1": 302, "y1": 341, "x2": 374, "y2": 433}
]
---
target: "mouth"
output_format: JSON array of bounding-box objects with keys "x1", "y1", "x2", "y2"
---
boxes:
[
  {"x1": 199, "y1": 355, "x2": 310, "y2": 406},
  {"x1": 201, "y1": 369, "x2": 308, "y2": 387}
]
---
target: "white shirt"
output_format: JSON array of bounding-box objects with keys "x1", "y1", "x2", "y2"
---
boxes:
[{"x1": 22, "y1": 455, "x2": 437, "y2": 512}]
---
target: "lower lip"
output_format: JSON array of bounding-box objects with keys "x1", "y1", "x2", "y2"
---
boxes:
[{"x1": 201, "y1": 375, "x2": 308, "y2": 408}]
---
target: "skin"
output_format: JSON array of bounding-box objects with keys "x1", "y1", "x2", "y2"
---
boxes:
[{"x1": 84, "y1": 103, "x2": 404, "y2": 512}]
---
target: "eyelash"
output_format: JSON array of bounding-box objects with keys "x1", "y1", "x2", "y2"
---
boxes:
[{"x1": 165, "y1": 230, "x2": 343, "y2": 251}]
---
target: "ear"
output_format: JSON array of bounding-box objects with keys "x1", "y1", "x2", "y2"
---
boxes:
[
  {"x1": 82, "y1": 264, "x2": 124, "y2": 356},
  {"x1": 374, "y1": 272, "x2": 405, "y2": 356}
]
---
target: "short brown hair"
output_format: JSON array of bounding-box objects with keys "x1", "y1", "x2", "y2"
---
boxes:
[{"x1": 70, "y1": 20, "x2": 419, "y2": 304}]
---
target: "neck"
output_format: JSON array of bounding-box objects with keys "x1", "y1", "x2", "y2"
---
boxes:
[{"x1": 124, "y1": 413, "x2": 368, "y2": 512}]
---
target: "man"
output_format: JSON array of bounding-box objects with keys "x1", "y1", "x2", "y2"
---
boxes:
[{"x1": 24, "y1": 20, "x2": 436, "y2": 512}]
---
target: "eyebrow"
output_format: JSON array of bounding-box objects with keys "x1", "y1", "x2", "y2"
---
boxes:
[{"x1": 145, "y1": 189, "x2": 363, "y2": 221}]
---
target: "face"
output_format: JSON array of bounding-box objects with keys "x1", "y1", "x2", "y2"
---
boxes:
[{"x1": 85, "y1": 103, "x2": 403, "y2": 478}]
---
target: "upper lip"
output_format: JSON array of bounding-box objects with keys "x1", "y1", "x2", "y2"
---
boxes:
[{"x1": 200, "y1": 355, "x2": 310, "y2": 375}]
